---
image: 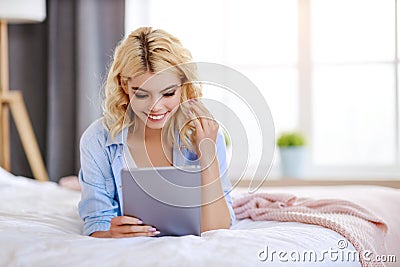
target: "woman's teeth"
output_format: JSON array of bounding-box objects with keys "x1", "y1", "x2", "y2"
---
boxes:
[{"x1": 148, "y1": 113, "x2": 166, "y2": 120}]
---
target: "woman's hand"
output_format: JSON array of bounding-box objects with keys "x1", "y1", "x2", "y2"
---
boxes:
[
  {"x1": 188, "y1": 99, "x2": 219, "y2": 166},
  {"x1": 91, "y1": 216, "x2": 160, "y2": 238},
  {"x1": 110, "y1": 216, "x2": 160, "y2": 238}
]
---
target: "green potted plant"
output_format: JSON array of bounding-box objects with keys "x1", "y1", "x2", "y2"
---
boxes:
[{"x1": 277, "y1": 131, "x2": 307, "y2": 178}]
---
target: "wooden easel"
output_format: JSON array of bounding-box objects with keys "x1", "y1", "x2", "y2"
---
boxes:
[{"x1": 0, "y1": 20, "x2": 48, "y2": 181}]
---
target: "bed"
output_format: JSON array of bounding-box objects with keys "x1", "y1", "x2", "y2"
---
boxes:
[{"x1": 0, "y1": 167, "x2": 399, "y2": 267}]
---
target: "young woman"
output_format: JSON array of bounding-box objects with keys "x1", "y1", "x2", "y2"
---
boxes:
[{"x1": 78, "y1": 27, "x2": 234, "y2": 238}]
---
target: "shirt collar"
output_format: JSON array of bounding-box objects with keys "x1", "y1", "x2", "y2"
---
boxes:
[{"x1": 105, "y1": 126, "x2": 128, "y2": 147}]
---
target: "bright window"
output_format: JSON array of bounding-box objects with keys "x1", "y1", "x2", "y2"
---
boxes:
[
  {"x1": 125, "y1": 0, "x2": 400, "y2": 178},
  {"x1": 311, "y1": 0, "x2": 397, "y2": 169}
]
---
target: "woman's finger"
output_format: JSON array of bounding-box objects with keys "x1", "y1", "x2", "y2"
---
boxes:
[
  {"x1": 190, "y1": 101, "x2": 212, "y2": 119},
  {"x1": 191, "y1": 112, "x2": 204, "y2": 135},
  {"x1": 204, "y1": 114, "x2": 216, "y2": 130},
  {"x1": 191, "y1": 101, "x2": 217, "y2": 131},
  {"x1": 192, "y1": 111, "x2": 217, "y2": 135},
  {"x1": 190, "y1": 107, "x2": 210, "y2": 131},
  {"x1": 109, "y1": 223, "x2": 160, "y2": 238},
  {"x1": 111, "y1": 216, "x2": 143, "y2": 226},
  {"x1": 113, "y1": 224, "x2": 156, "y2": 234}
]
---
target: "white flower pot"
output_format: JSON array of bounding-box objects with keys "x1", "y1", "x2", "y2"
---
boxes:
[{"x1": 279, "y1": 146, "x2": 306, "y2": 178}]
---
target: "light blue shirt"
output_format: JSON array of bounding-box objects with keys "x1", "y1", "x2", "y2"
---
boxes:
[{"x1": 78, "y1": 118, "x2": 235, "y2": 236}]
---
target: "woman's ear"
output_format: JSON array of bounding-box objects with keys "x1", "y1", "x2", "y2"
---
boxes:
[{"x1": 119, "y1": 75, "x2": 129, "y2": 94}]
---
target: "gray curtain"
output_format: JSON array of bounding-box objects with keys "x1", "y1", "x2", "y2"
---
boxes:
[{"x1": 9, "y1": 0, "x2": 125, "y2": 181}]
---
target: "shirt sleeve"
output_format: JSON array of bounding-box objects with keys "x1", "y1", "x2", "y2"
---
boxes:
[
  {"x1": 78, "y1": 129, "x2": 119, "y2": 236},
  {"x1": 215, "y1": 129, "x2": 236, "y2": 226}
]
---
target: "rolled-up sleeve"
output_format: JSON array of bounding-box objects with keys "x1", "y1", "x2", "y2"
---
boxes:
[
  {"x1": 216, "y1": 129, "x2": 236, "y2": 226},
  {"x1": 78, "y1": 128, "x2": 119, "y2": 236}
]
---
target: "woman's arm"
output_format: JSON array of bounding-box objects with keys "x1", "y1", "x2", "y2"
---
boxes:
[
  {"x1": 199, "y1": 144, "x2": 231, "y2": 232},
  {"x1": 79, "y1": 121, "x2": 159, "y2": 238},
  {"x1": 78, "y1": 124, "x2": 120, "y2": 236},
  {"x1": 189, "y1": 101, "x2": 231, "y2": 232}
]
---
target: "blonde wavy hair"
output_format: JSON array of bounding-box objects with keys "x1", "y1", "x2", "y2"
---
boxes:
[{"x1": 102, "y1": 27, "x2": 202, "y2": 151}]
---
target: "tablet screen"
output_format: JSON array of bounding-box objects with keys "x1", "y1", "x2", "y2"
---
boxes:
[{"x1": 121, "y1": 166, "x2": 202, "y2": 236}]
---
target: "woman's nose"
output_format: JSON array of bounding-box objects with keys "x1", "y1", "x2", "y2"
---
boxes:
[{"x1": 149, "y1": 96, "x2": 164, "y2": 112}]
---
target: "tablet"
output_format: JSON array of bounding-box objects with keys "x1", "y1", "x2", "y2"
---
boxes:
[{"x1": 121, "y1": 166, "x2": 202, "y2": 237}]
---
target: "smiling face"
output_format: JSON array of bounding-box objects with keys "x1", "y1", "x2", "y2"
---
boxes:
[{"x1": 121, "y1": 71, "x2": 183, "y2": 130}]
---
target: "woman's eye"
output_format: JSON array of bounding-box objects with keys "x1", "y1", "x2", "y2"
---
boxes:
[
  {"x1": 134, "y1": 94, "x2": 148, "y2": 99},
  {"x1": 163, "y1": 91, "x2": 176, "y2": 97}
]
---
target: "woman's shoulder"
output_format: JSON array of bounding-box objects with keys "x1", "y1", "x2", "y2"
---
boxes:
[{"x1": 80, "y1": 118, "x2": 109, "y2": 147}]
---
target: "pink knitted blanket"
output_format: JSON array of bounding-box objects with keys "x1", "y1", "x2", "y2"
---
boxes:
[{"x1": 233, "y1": 193, "x2": 388, "y2": 267}]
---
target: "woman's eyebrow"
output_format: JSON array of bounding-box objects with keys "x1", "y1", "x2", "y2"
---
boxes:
[{"x1": 131, "y1": 84, "x2": 180, "y2": 93}]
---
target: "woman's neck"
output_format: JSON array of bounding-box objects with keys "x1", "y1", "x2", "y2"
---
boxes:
[{"x1": 144, "y1": 127, "x2": 162, "y2": 141}]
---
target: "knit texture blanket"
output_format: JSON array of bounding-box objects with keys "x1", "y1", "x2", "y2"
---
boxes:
[{"x1": 233, "y1": 193, "x2": 388, "y2": 267}]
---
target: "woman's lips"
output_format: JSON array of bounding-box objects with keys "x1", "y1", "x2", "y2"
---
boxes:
[{"x1": 146, "y1": 112, "x2": 168, "y2": 121}]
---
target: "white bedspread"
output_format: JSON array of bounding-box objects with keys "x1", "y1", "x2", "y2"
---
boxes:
[{"x1": 0, "y1": 169, "x2": 364, "y2": 267}]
